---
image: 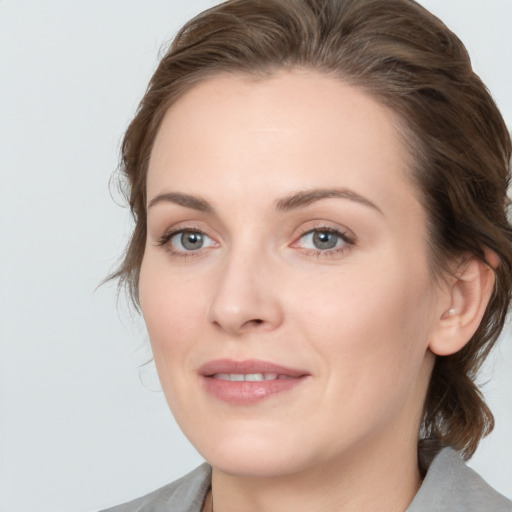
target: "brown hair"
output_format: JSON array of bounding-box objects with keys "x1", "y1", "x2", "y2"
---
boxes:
[{"x1": 111, "y1": 0, "x2": 512, "y2": 458}]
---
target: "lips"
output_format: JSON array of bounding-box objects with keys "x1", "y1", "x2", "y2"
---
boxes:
[{"x1": 199, "y1": 359, "x2": 310, "y2": 404}]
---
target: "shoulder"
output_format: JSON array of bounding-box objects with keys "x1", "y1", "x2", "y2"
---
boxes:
[
  {"x1": 98, "y1": 463, "x2": 212, "y2": 512},
  {"x1": 408, "y1": 447, "x2": 512, "y2": 512}
]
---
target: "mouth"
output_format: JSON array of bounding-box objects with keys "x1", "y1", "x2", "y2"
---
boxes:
[
  {"x1": 199, "y1": 359, "x2": 310, "y2": 405},
  {"x1": 211, "y1": 373, "x2": 295, "y2": 381}
]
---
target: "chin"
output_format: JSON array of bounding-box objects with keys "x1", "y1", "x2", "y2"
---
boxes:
[
  {"x1": 192, "y1": 428, "x2": 310, "y2": 478},
  {"x1": 209, "y1": 452, "x2": 306, "y2": 479}
]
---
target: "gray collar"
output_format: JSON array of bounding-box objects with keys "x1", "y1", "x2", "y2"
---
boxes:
[{"x1": 407, "y1": 447, "x2": 511, "y2": 511}]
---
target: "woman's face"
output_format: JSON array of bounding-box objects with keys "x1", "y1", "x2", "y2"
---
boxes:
[{"x1": 140, "y1": 70, "x2": 447, "y2": 477}]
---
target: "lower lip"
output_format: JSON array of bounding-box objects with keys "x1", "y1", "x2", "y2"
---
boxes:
[{"x1": 202, "y1": 376, "x2": 307, "y2": 405}]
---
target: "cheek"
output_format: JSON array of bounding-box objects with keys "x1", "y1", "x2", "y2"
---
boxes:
[
  {"x1": 139, "y1": 261, "x2": 209, "y2": 425},
  {"x1": 139, "y1": 256, "x2": 207, "y2": 365},
  {"x1": 288, "y1": 260, "x2": 435, "y2": 384}
]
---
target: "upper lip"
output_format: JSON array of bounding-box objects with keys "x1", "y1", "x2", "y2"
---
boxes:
[{"x1": 198, "y1": 358, "x2": 309, "y2": 378}]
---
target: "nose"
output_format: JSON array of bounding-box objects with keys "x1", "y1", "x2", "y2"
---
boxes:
[{"x1": 206, "y1": 250, "x2": 284, "y2": 336}]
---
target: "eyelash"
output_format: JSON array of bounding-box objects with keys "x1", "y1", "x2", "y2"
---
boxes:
[
  {"x1": 156, "y1": 226, "x2": 355, "y2": 259},
  {"x1": 293, "y1": 227, "x2": 355, "y2": 258},
  {"x1": 157, "y1": 227, "x2": 214, "y2": 259}
]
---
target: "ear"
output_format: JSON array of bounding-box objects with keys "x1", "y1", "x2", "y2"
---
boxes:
[{"x1": 429, "y1": 249, "x2": 498, "y2": 357}]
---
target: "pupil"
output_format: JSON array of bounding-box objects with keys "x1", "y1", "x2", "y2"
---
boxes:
[
  {"x1": 313, "y1": 231, "x2": 338, "y2": 250},
  {"x1": 181, "y1": 232, "x2": 203, "y2": 250}
]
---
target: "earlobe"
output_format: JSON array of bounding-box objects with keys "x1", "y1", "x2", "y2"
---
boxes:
[{"x1": 429, "y1": 250, "x2": 497, "y2": 357}]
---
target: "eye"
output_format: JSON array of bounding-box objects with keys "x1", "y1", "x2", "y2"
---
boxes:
[
  {"x1": 302, "y1": 230, "x2": 341, "y2": 250},
  {"x1": 174, "y1": 231, "x2": 207, "y2": 251},
  {"x1": 159, "y1": 229, "x2": 217, "y2": 254},
  {"x1": 294, "y1": 227, "x2": 354, "y2": 254}
]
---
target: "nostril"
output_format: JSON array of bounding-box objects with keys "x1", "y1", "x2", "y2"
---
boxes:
[{"x1": 246, "y1": 318, "x2": 264, "y2": 327}]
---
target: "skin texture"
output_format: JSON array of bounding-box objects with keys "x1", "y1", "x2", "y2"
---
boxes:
[{"x1": 139, "y1": 70, "x2": 494, "y2": 511}]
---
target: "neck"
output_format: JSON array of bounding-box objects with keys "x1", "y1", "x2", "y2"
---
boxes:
[{"x1": 210, "y1": 435, "x2": 422, "y2": 512}]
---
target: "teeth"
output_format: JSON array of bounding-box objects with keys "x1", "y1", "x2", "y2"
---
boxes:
[
  {"x1": 213, "y1": 373, "x2": 280, "y2": 381},
  {"x1": 244, "y1": 373, "x2": 264, "y2": 381}
]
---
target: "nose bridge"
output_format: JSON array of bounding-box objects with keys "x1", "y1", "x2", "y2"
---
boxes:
[{"x1": 207, "y1": 239, "x2": 282, "y2": 335}]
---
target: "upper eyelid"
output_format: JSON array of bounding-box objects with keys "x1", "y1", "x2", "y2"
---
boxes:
[
  {"x1": 294, "y1": 228, "x2": 353, "y2": 247},
  {"x1": 159, "y1": 226, "x2": 213, "y2": 243},
  {"x1": 158, "y1": 222, "x2": 212, "y2": 239},
  {"x1": 293, "y1": 223, "x2": 356, "y2": 242}
]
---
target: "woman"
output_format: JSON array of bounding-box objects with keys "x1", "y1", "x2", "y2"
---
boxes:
[{"x1": 103, "y1": 0, "x2": 512, "y2": 510}]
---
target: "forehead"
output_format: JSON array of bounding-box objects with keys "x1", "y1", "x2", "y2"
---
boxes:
[{"x1": 147, "y1": 69, "x2": 421, "y2": 221}]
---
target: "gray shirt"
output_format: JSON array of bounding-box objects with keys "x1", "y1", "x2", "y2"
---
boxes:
[{"x1": 100, "y1": 447, "x2": 511, "y2": 511}]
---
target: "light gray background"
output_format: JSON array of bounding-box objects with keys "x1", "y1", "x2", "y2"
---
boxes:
[{"x1": 1, "y1": 1, "x2": 511, "y2": 511}]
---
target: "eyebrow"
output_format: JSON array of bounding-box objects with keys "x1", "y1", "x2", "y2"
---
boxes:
[
  {"x1": 148, "y1": 192, "x2": 215, "y2": 213},
  {"x1": 147, "y1": 187, "x2": 382, "y2": 215},
  {"x1": 275, "y1": 188, "x2": 383, "y2": 215}
]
